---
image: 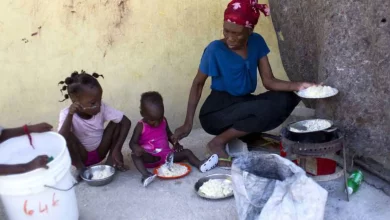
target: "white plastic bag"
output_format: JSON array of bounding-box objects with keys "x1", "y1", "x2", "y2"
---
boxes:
[{"x1": 231, "y1": 153, "x2": 328, "y2": 220}]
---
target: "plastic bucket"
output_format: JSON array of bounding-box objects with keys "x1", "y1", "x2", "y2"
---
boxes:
[{"x1": 0, "y1": 132, "x2": 79, "y2": 220}]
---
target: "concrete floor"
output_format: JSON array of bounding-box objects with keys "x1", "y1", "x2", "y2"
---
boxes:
[{"x1": 1, "y1": 129, "x2": 390, "y2": 220}]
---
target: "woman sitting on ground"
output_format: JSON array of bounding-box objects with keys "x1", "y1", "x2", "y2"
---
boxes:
[{"x1": 173, "y1": 0, "x2": 315, "y2": 168}]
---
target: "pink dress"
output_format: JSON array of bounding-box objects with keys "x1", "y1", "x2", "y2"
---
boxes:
[
  {"x1": 138, "y1": 118, "x2": 172, "y2": 168},
  {"x1": 58, "y1": 102, "x2": 124, "y2": 167}
]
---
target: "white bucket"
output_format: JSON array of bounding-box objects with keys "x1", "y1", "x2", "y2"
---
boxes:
[{"x1": 0, "y1": 132, "x2": 79, "y2": 220}]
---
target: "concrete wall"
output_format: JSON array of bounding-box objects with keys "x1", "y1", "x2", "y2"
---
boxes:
[{"x1": 0, "y1": 0, "x2": 288, "y2": 130}]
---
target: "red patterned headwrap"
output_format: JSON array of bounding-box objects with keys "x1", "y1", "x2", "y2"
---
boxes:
[{"x1": 224, "y1": 0, "x2": 270, "y2": 29}]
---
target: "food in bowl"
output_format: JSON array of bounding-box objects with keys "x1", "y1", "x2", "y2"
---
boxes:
[
  {"x1": 297, "y1": 85, "x2": 338, "y2": 98},
  {"x1": 91, "y1": 168, "x2": 113, "y2": 180},
  {"x1": 198, "y1": 179, "x2": 233, "y2": 198},
  {"x1": 157, "y1": 163, "x2": 188, "y2": 177},
  {"x1": 290, "y1": 119, "x2": 332, "y2": 133}
]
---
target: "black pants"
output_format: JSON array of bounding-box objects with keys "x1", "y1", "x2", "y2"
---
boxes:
[{"x1": 199, "y1": 90, "x2": 301, "y2": 135}]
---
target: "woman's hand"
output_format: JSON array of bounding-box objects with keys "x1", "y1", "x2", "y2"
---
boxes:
[
  {"x1": 28, "y1": 123, "x2": 53, "y2": 133},
  {"x1": 173, "y1": 123, "x2": 192, "y2": 141},
  {"x1": 26, "y1": 155, "x2": 49, "y2": 171},
  {"x1": 68, "y1": 102, "x2": 83, "y2": 115},
  {"x1": 295, "y1": 82, "x2": 317, "y2": 91}
]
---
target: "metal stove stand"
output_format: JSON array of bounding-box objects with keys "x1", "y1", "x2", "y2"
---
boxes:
[{"x1": 281, "y1": 131, "x2": 349, "y2": 201}]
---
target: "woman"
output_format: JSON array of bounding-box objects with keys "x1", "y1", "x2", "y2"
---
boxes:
[{"x1": 173, "y1": 0, "x2": 315, "y2": 168}]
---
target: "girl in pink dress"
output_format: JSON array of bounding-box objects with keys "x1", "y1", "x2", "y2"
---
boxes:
[{"x1": 130, "y1": 92, "x2": 218, "y2": 187}]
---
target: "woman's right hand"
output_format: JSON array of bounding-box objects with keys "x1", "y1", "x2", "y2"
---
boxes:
[
  {"x1": 173, "y1": 123, "x2": 192, "y2": 141},
  {"x1": 69, "y1": 102, "x2": 83, "y2": 115},
  {"x1": 295, "y1": 82, "x2": 317, "y2": 91}
]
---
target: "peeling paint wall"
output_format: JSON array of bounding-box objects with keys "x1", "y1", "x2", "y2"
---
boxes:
[{"x1": 0, "y1": 0, "x2": 288, "y2": 129}]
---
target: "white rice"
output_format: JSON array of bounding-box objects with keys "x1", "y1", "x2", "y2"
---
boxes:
[
  {"x1": 298, "y1": 85, "x2": 337, "y2": 98},
  {"x1": 157, "y1": 163, "x2": 188, "y2": 177},
  {"x1": 199, "y1": 179, "x2": 233, "y2": 198},
  {"x1": 91, "y1": 169, "x2": 112, "y2": 180},
  {"x1": 290, "y1": 119, "x2": 332, "y2": 133}
]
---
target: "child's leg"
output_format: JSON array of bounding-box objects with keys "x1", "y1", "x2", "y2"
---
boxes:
[
  {"x1": 64, "y1": 133, "x2": 88, "y2": 169},
  {"x1": 96, "y1": 122, "x2": 121, "y2": 165},
  {"x1": 131, "y1": 153, "x2": 159, "y2": 177},
  {"x1": 131, "y1": 153, "x2": 160, "y2": 186},
  {"x1": 174, "y1": 149, "x2": 219, "y2": 173},
  {"x1": 174, "y1": 149, "x2": 201, "y2": 167}
]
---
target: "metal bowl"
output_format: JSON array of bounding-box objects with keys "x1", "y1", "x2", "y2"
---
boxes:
[
  {"x1": 194, "y1": 174, "x2": 234, "y2": 200},
  {"x1": 295, "y1": 88, "x2": 339, "y2": 99},
  {"x1": 80, "y1": 165, "x2": 116, "y2": 187},
  {"x1": 287, "y1": 119, "x2": 334, "y2": 134}
]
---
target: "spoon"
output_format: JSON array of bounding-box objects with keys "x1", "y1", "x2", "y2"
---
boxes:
[
  {"x1": 165, "y1": 153, "x2": 174, "y2": 171},
  {"x1": 83, "y1": 106, "x2": 97, "y2": 110}
]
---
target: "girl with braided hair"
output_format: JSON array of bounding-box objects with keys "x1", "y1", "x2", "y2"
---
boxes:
[{"x1": 57, "y1": 71, "x2": 131, "y2": 172}]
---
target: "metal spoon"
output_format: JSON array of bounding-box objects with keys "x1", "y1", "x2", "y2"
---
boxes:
[
  {"x1": 165, "y1": 153, "x2": 174, "y2": 171},
  {"x1": 83, "y1": 106, "x2": 98, "y2": 110}
]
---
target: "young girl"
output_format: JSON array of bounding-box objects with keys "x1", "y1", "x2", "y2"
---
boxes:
[
  {"x1": 57, "y1": 71, "x2": 131, "y2": 171},
  {"x1": 130, "y1": 91, "x2": 218, "y2": 187},
  {"x1": 0, "y1": 123, "x2": 52, "y2": 175}
]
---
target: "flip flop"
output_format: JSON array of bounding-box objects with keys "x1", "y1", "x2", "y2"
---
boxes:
[
  {"x1": 142, "y1": 174, "x2": 157, "y2": 187},
  {"x1": 200, "y1": 154, "x2": 219, "y2": 173},
  {"x1": 218, "y1": 157, "x2": 232, "y2": 170}
]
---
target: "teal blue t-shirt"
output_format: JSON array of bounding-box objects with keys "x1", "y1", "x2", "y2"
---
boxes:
[{"x1": 199, "y1": 33, "x2": 270, "y2": 96}]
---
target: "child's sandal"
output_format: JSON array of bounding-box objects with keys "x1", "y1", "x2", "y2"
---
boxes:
[{"x1": 200, "y1": 154, "x2": 219, "y2": 173}]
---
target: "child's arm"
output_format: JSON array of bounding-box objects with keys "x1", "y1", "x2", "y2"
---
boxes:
[
  {"x1": 111, "y1": 115, "x2": 131, "y2": 164},
  {"x1": 129, "y1": 122, "x2": 145, "y2": 156},
  {"x1": 0, "y1": 155, "x2": 49, "y2": 175},
  {"x1": 166, "y1": 120, "x2": 184, "y2": 152},
  {"x1": 0, "y1": 123, "x2": 52, "y2": 143},
  {"x1": 58, "y1": 102, "x2": 83, "y2": 139},
  {"x1": 166, "y1": 121, "x2": 175, "y2": 145}
]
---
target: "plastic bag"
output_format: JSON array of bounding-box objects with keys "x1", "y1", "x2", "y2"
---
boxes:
[{"x1": 231, "y1": 153, "x2": 328, "y2": 220}]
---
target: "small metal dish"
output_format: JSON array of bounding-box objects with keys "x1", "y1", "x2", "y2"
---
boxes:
[
  {"x1": 80, "y1": 165, "x2": 116, "y2": 187},
  {"x1": 194, "y1": 174, "x2": 234, "y2": 200}
]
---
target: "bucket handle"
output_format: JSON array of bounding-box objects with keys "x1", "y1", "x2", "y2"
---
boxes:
[{"x1": 44, "y1": 181, "x2": 79, "y2": 192}]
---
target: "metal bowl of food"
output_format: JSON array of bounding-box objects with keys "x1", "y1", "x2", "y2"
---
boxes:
[
  {"x1": 80, "y1": 165, "x2": 116, "y2": 187},
  {"x1": 287, "y1": 119, "x2": 334, "y2": 133},
  {"x1": 194, "y1": 174, "x2": 234, "y2": 200}
]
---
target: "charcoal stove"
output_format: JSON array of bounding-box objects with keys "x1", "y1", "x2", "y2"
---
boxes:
[{"x1": 281, "y1": 127, "x2": 349, "y2": 201}]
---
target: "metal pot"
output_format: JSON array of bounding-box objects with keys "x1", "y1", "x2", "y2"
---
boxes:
[
  {"x1": 287, "y1": 119, "x2": 335, "y2": 133},
  {"x1": 283, "y1": 119, "x2": 339, "y2": 144}
]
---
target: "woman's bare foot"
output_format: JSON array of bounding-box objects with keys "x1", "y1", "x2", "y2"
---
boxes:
[{"x1": 207, "y1": 139, "x2": 231, "y2": 167}]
